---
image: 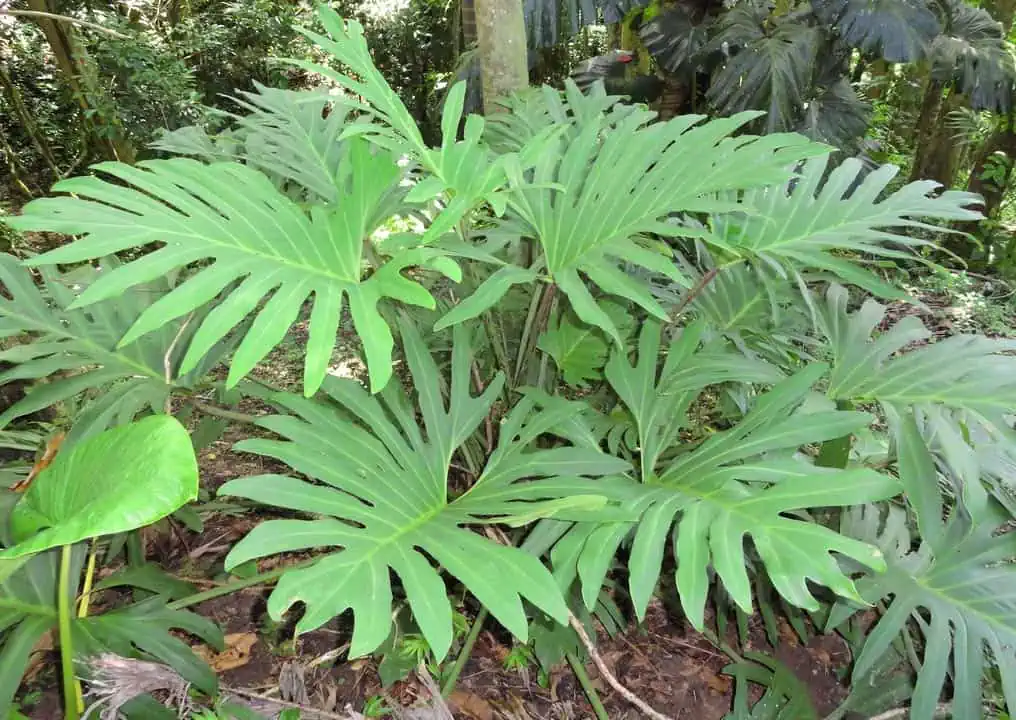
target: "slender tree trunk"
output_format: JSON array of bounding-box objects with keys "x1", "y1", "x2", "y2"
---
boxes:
[
  {"x1": 909, "y1": 77, "x2": 946, "y2": 182},
  {"x1": 968, "y1": 116, "x2": 1016, "y2": 218},
  {"x1": 0, "y1": 62, "x2": 61, "y2": 180},
  {"x1": 474, "y1": 0, "x2": 528, "y2": 113},
  {"x1": 949, "y1": 112, "x2": 1016, "y2": 262},
  {"x1": 865, "y1": 60, "x2": 891, "y2": 100},
  {"x1": 916, "y1": 88, "x2": 962, "y2": 187},
  {"x1": 26, "y1": 0, "x2": 135, "y2": 163}
]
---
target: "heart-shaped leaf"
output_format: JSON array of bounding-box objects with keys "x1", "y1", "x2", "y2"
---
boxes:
[{"x1": 0, "y1": 416, "x2": 199, "y2": 558}]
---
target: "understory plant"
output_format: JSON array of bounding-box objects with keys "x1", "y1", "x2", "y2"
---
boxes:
[{"x1": 2, "y1": 5, "x2": 1016, "y2": 718}]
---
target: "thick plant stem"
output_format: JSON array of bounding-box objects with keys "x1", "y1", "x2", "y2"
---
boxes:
[
  {"x1": 191, "y1": 399, "x2": 260, "y2": 425},
  {"x1": 77, "y1": 539, "x2": 97, "y2": 617},
  {"x1": 672, "y1": 267, "x2": 719, "y2": 320},
  {"x1": 566, "y1": 651, "x2": 610, "y2": 720},
  {"x1": 816, "y1": 399, "x2": 855, "y2": 469},
  {"x1": 514, "y1": 283, "x2": 556, "y2": 384},
  {"x1": 440, "y1": 607, "x2": 488, "y2": 697},
  {"x1": 167, "y1": 557, "x2": 320, "y2": 611},
  {"x1": 58, "y1": 544, "x2": 80, "y2": 718}
]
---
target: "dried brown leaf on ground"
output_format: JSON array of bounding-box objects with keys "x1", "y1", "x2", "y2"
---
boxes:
[
  {"x1": 449, "y1": 689, "x2": 495, "y2": 720},
  {"x1": 192, "y1": 631, "x2": 258, "y2": 672}
]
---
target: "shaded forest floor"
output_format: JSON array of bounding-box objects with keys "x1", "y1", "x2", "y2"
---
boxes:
[{"x1": 11, "y1": 266, "x2": 1016, "y2": 720}]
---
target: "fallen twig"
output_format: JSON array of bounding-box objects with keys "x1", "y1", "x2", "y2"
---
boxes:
[
  {"x1": 223, "y1": 685, "x2": 361, "y2": 720},
  {"x1": 567, "y1": 612, "x2": 677, "y2": 720}
]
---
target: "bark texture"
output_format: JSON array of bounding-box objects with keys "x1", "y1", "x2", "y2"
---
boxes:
[{"x1": 474, "y1": 0, "x2": 528, "y2": 113}]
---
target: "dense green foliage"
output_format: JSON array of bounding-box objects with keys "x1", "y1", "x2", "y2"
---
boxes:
[{"x1": 4, "y1": 1, "x2": 1016, "y2": 719}]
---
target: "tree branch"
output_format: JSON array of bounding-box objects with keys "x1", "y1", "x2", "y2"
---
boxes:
[{"x1": 1, "y1": 9, "x2": 130, "y2": 38}]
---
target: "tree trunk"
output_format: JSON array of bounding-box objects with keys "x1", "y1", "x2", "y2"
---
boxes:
[
  {"x1": 909, "y1": 77, "x2": 946, "y2": 182},
  {"x1": 474, "y1": 0, "x2": 528, "y2": 113},
  {"x1": 865, "y1": 60, "x2": 891, "y2": 100},
  {"x1": 969, "y1": 115, "x2": 1016, "y2": 218},
  {"x1": 949, "y1": 113, "x2": 1016, "y2": 262},
  {"x1": 26, "y1": 0, "x2": 135, "y2": 163},
  {"x1": 915, "y1": 88, "x2": 962, "y2": 187},
  {"x1": 607, "y1": 22, "x2": 621, "y2": 50}
]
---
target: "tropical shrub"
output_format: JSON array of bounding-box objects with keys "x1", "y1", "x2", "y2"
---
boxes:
[{"x1": 2, "y1": 5, "x2": 1016, "y2": 718}]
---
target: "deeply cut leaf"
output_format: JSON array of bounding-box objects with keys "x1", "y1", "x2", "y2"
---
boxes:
[
  {"x1": 220, "y1": 322, "x2": 630, "y2": 660},
  {"x1": 7, "y1": 139, "x2": 431, "y2": 395}
]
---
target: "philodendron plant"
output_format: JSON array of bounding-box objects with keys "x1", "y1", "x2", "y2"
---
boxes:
[
  {"x1": 2, "y1": 4, "x2": 1016, "y2": 718},
  {"x1": 0, "y1": 416, "x2": 219, "y2": 718}
]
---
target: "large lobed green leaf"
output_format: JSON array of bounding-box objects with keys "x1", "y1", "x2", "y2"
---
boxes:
[
  {"x1": 831, "y1": 417, "x2": 1016, "y2": 720},
  {"x1": 5, "y1": 138, "x2": 438, "y2": 395},
  {"x1": 552, "y1": 322, "x2": 897, "y2": 626},
  {"x1": 929, "y1": 0, "x2": 1015, "y2": 113},
  {"x1": 220, "y1": 321, "x2": 631, "y2": 660},
  {"x1": 496, "y1": 85, "x2": 826, "y2": 344},
  {"x1": 817, "y1": 283, "x2": 1016, "y2": 414},
  {"x1": 230, "y1": 84, "x2": 357, "y2": 204},
  {"x1": 710, "y1": 156, "x2": 982, "y2": 299},
  {"x1": 295, "y1": 7, "x2": 539, "y2": 243},
  {"x1": 706, "y1": 7, "x2": 818, "y2": 134},
  {"x1": 813, "y1": 0, "x2": 940, "y2": 63}
]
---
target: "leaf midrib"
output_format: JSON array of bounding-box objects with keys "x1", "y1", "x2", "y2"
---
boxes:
[{"x1": 0, "y1": 306, "x2": 163, "y2": 382}]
